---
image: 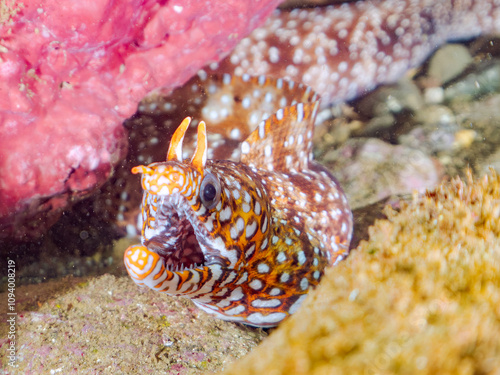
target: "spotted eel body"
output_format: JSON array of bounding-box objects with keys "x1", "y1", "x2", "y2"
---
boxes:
[
  {"x1": 124, "y1": 76, "x2": 352, "y2": 327},
  {"x1": 215, "y1": 0, "x2": 500, "y2": 105}
]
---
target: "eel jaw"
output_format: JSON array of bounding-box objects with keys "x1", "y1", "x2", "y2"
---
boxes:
[
  {"x1": 124, "y1": 194, "x2": 226, "y2": 295},
  {"x1": 123, "y1": 238, "x2": 225, "y2": 296},
  {"x1": 143, "y1": 208, "x2": 206, "y2": 272}
]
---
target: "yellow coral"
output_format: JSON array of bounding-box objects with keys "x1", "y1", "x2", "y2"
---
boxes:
[{"x1": 222, "y1": 170, "x2": 500, "y2": 375}]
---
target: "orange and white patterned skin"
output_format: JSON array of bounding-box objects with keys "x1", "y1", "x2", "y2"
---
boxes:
[{"x1": 124, "y1": 83, "x2": 352, "y2": 327}]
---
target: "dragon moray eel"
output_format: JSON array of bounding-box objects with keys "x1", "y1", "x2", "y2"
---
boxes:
[{"x1": 124, "y1": 77, "x2": 353, "y2": 327}]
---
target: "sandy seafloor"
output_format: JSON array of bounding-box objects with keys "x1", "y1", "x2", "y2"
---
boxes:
[{"x1": 2, "y1": 36, "x2": 500, "y2": 374}]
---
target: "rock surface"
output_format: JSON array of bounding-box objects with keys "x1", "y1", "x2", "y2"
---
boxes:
[{"x1": 0, "y1": 274, "x2": 267, "y2": 374}]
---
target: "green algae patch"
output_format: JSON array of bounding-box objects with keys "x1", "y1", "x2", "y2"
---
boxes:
[{"x1": 222, "y1": 170, "x2": 500, "y2": 375}]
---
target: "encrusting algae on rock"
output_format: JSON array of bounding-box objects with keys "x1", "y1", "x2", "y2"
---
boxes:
[
  {"x1": 221, "y1": 169, "x2": 500, "y2": 375},
  {"x1": 0, "y1": 273, "x2": 268, "y2": 373}
]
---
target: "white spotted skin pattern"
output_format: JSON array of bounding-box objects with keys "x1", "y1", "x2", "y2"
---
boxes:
[
  {"x1": 258, "y1": 163, "x2": 352, "y2": 265},
  {"x1": 124, "y1": 77, "x2": 353, "y2": 327},
  {"x1": 214, "y1": 0, "x2": 500, "y2": 105}
]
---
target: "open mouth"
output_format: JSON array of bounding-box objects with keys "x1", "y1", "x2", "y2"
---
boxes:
[{"x1": 143, "y1": 195, "x2": 207, "y2": 272}]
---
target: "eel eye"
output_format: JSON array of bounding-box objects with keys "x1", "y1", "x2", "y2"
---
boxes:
[{"x1": 200, "y1": 173, "x2": 221, "y2": 209}]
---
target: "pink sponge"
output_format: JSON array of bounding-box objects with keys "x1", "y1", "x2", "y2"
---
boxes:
[{"x1": 0, "y1": 0, "x2": 282, "y2": 238}]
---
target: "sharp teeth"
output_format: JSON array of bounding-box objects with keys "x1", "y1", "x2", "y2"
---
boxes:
[{"x1": 166, "y1": 261, "x2": 204, "y2": 272}]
